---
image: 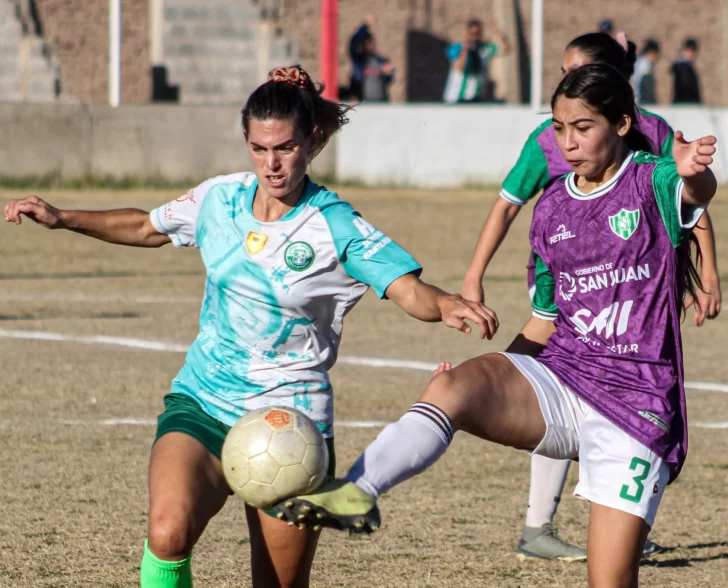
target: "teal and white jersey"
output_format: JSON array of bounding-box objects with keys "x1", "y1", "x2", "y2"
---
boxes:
[{"x1": 150, "y1": 173, "x2": 421, "y2": 437}]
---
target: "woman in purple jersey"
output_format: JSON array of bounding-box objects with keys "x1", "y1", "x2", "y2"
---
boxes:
[
  {"x1": 272, "y1": 64, "x2": 718, "y2": 588},
  {"x1": 458, "y1": 31, "x2": 721, "y2": 562},
  {"x1": 463, "y1": 32, "x2": 720, "y2": 327}
]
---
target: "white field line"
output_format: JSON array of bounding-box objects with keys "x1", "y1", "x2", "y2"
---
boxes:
[
  {"x1": 0, "y1": 294, "x2": 199, "y2": 304},
  {"x1": 0, "y1": 328, "x2": 438, "y2": 370},
  {"x1": 692, "y1": 422, "x2": 728, "y2": 429},
  {"x1": 0, "y1": 328, "x2": 190, "y2": 353},
  {"x1": 0, "y1": 327, "x2": 726, "y2": 430}
]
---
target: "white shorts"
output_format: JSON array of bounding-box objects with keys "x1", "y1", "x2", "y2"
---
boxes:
[{"x1": 502, "y1": 353, "x2": 671, "y2": 528}]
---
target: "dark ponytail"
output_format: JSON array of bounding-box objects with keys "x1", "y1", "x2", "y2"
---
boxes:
[
  {"x1": 567, "y1": 32, "x2": 637, "y2": 79},
  {"x1": 242, "y1": 65, "x2": 353, "y2": 159},
  {"x1": 552, "y1": 63, "x2": 656, "y2": 155},
  {"x1": 684, "y1": 236, "x2": 704, "y2": 320}
]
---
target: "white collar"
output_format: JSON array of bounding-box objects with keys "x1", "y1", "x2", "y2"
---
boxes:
[{"x1": 566, "y1": 151, "x2": 635, "y2": 200}]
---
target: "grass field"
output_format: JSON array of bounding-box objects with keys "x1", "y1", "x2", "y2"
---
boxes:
[{"x1": 0, "y1": 186, "x2": 727, "y2": 587}]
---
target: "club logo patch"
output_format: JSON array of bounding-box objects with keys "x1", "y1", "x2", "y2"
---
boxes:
[
  {"x1": 558, "y1": 271, "x2": 577, "y2": 301},
  {"x1": 284, "y1": 242, "x2": 315, "y2": 271},
  {"x1": 609, "y1": 209, "x2": 641, "y2": 240},
  {"x1": 265, "y1": 409, "x2": 292, "y2": 430},
  {"x1": 245, "y1": 231, "x2": 268, "y2": 254}
]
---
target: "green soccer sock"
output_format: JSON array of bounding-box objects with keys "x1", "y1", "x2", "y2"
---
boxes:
[{"x1": 140, "y1": 539, "x2": 193, "y2": 588}]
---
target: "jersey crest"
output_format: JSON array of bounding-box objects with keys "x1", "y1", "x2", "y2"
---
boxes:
[
  {"x1": 609, "y1": 209, "x2": 641, "y2": 240},
  {"x1": 245, "y1": 231, "x2": 268, "y2": 254},
  {"x1": 285, "y1": 241, "x2": 315, "y2": 271}
]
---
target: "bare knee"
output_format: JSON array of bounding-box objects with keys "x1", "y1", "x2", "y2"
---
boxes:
[
  {"x1": 148, "y1": 511, "x2": 195, "y2": 560},
  {"x1": 420, "y1": 369, "x2": 480, "y2": 429}
]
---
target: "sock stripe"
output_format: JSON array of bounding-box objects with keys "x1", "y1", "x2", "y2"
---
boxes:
[
  {"x1": 408, "y1": 402, "x2": 453, "y2": 443},
  {"x1": 411, "y1": 403, "x2": 453, "y2": 440},
  {"x1": 408, "y1": 407, "x2": 453, "y2": 444},
  {"x1": 412, "y1": 402, "x2": 453, "y2": 437}
]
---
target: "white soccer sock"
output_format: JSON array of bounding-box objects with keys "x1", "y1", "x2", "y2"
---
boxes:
[
  {"x1": 344, "y1": 402, "x2": 454, "y2": 497},
  {"x1": 524, "y1": 454, "x2": 571, "y2": 529}
]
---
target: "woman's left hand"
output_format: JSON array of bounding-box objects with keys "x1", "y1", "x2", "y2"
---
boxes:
[{"x1": 673, "y1": 131, "x2": 717, "y2": 177}]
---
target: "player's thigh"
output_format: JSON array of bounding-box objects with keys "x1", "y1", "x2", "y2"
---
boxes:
[
  {"x1": 148, "y1": 432, "x2": 230, "y2": 557},
  {"x1": 246, "y1": 505, "x2": 320, "y2": 588},
  {"x1": 420, "y1": 352, "x2": 546, "y2": 450},
  {"x1": 587, "y1": 503, "x2": 649, "y2": 588}
]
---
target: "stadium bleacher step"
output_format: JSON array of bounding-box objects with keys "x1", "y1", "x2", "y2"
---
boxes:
[
  {"x1": 159, "y1": 0, "x2": 298, "y2": 105},
  {"x1": 0, "y1": 2, "x2": 57, "y2": 103}
]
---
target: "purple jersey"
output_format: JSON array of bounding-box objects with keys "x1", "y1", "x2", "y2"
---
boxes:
[
  {"x1": 529, "y1": 152, "x2": 704, "y2": 479},
  {"x1": 521, "y1": 110, "x2": 673, "y2": 292}
]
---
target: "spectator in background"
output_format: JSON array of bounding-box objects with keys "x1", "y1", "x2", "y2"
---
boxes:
[
  {"x1": 671, "y1": 38, "x2": 702, "y2": 104},
  {"x1": 348, "y1": 17, "x2": 395, "y2": 103},
  {"x1": 631, "y1": 39, "x2": 660, "y2": 104},
  {"x1": 597, "y1": 18, "x2": 614, "y2": 35},
  {"x1": 443, "y1": 15, "x2": 510, "y2": 104}
]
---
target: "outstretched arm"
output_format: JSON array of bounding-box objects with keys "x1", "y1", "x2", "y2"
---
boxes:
[
  {"x1": 667, "y1": 131, "x2": 720, "y2": 324},
  {"x1": 4, "y1": 195, "x2": 171, "y2": 248},
  {"x1": 385, "y1": 273, "x2": 499, "y2": 339}
]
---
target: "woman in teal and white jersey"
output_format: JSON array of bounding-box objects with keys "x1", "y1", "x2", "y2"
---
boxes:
[{"x1": 4, "y1": 66, "x2": 498, "y2": 588}]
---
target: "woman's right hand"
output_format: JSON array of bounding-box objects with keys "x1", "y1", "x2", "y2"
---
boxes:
[{"x1": 4, "y1": 195, "x2": 63, "y2": 229}]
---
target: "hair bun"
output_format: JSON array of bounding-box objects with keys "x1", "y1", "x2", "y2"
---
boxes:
[{"x1": 268, "y1": 66, "x2": 312, "y2": 89}]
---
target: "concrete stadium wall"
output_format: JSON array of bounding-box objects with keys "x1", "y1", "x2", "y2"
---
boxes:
[
  {"x1": 335, "y1": 104, "x2": 728, "y2": 187},
  {"x1": 0, "y1": 103, "x2": 335, "y2": 182},
  {"x1": 1, "y1": 103, "x2": 727, "y2": 187}
]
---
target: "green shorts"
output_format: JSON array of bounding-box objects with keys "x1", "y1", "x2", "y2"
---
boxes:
[{"x1": 155, "y1": 393, "x2": 336, "y2": 476}]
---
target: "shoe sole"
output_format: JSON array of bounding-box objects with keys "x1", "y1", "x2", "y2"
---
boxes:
[
  {"x1": 516, "y1": 550, "x2": 587, "y2": 562},
  {"x1": 271, "y1": 498, "x2": 381, "y2": 535},
  {"x1": 641, "y1": 545, "x2": 664, "y2": 558}
]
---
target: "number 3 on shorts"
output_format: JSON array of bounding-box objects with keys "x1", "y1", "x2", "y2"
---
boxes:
[{"x1": 619, "y1": 457, "x2": 651, "y2": 503}]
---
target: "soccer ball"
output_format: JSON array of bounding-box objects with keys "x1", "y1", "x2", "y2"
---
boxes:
[{"x1": 222, "y1": 406, "x2": 329, "y2": 509}]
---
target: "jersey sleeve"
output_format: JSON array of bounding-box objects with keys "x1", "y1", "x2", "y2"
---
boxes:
[
  {"x1": 483, "y1": 42, "x2": 498, "y2": 59},
  {"x1": 150, "y1": 172, "x2": 255, "y2": 248},
  {"x1": 500, "y1": 129, "x2": 550, "y2": 205},
  {"x1": 445, "y1": 43, "x2": 462, "y2": 62},
  {"x1": 531, "y1": 252, "x2": 558, "y2": 321},
  {"x1": 651, "y1": 158, "x2": 705, "y2": 248},
  {"x1": 321, "y1": 203, "x2": 422, "y2": 298},
  {"x1": 659, "y1": 124, "x2": 674, "y2": 158}
]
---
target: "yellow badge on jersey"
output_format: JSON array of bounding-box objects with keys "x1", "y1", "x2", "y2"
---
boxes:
[{"x1": 245, "y1": 231, "x2": 268, "y2": 254}]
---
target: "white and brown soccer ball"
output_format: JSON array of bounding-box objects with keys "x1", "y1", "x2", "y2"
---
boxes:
[{"x1": 222, "y1": 406, "x2": 329, "y2": 509}]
